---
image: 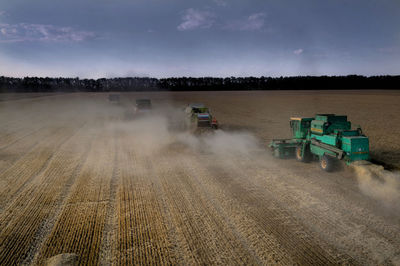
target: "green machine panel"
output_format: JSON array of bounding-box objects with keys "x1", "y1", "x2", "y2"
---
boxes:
[{"x1": 342, "y1": 136, "x2": 369, "y2": 161}]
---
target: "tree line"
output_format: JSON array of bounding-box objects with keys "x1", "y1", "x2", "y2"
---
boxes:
[{"x1": 0, "y1": 75, "x2": 399, "y2": 92}]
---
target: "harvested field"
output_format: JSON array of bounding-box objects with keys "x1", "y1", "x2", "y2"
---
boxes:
[{"x1": 0, "y1": 91, "x2": 399, "y2": 265}]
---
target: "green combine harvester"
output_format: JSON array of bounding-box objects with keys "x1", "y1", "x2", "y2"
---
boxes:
[
  {"x1": 184, "y1": 103, "x2": 218, "y2": 132},
  {"x1": 269, "y1": 114, "x2": 369, "y2": 171}
]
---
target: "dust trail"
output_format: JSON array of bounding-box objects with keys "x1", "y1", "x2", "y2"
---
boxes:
[
  {"x1": 351, "y1": 162, "x2": 400, "y2": 212},
  {"x1": 176, "y1": 130, "x2": 262, "y2": 156},
  {"x1": 108, "y1": 102, "x2": 263, "y2": 159},
  {"x1": 111, "y1": 114, "x2": 172, "y2": 156}
]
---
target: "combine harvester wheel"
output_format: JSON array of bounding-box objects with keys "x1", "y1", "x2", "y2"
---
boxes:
[
  {"x1": 320, "y1": 155, "x2": 335, "y2": 172},
  {"x1": 295, "y1": 145, "x2": 311, "y2": 163}
]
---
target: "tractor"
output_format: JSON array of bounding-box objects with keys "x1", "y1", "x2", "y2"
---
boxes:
[
  {"x1": 184, "y1": 103, "x2": 218, "y2": 132},
  {"x1": 269, "y1": 114, "x2": 369, "y2": 171}
]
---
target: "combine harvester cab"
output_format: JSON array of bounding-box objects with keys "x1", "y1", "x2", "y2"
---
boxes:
[
  {"x1": 185, "y1": 103, "x2": 218, "y2": 133},
  {"x1": 269, "y1": 117, "x2": 313, "y2": 159},
  {"x1": 269, "y1": 114, "x2": 369, "y2": 172}
]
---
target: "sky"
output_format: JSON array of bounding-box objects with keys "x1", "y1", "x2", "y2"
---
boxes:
[{"x1": 0, "y1": 0, "x2": 399, "y2": 78}]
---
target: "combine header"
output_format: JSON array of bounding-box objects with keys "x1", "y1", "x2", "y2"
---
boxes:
[{"x1": 269, "y1": 114, "x2": 369, "y2": 171}]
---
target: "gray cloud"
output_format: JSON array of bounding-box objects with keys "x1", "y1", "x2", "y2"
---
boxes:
[
  {"x1": 378, "y1": 46, "x2": 400, "y2": 54},
  {"x1": 294, "y1": 48, "x2": 304, "y2": 55},
  {"x1": 214, "y1": 0, "x2": 228, "y2": 7},
  {"x1": 177, "y1": 8, "x2": 215, "y2": 31},
  {"x1": 223, "y1": 13, "x2": 266, "y2": 31},
  {"x1": 0, "y1": 23, "x2": 95, "y2": 43}
]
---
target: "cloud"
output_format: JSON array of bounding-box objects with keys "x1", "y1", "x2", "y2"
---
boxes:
[
  {"x1": 0, "y1": 23, "x2": 95, "y2": 43},
  {"x1": 0, "y1": 11, "x2": 5, "y2": 16},
  {"x1": 378, "y1": 46, "x2": 399, "y2": 53},
  {"x1": 213, "y1": 0, "x2": 227, "y2": 7},
  {"x1": 293, "y1": 48, "x2": 304, "y2": 55},
  {"x1": 177, "y1": 8, "x2": 215, "y2": 31},
  {"x1": 223, "y1": 13, "x2": 266, "y2": 31}
]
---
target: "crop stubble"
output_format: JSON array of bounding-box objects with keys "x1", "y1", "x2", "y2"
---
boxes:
[{"x1": 0, "y1": 91, "x2": 399, "y2": 265}]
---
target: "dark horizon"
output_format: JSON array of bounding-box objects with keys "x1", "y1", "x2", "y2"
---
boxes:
[
  {"x1": 1, "y1": 75, "x2": 399, "y2": 93},
  {"x1": 1, "y1": 74, "x2": 400, "y2": 80}
]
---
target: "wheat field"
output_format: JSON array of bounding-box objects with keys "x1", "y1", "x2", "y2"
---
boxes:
[{"x1": 0, "y1": 91, "x2": 399, "y2": 265}]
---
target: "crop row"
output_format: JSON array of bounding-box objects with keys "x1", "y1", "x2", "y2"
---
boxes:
[
  {"x1": 0, "y1": 126, "x2": 62, "y2": 175},
  {"x1": 0, "y1": 106, "x2": 87, "y2": 207},
  {"x1": 177, "y1": 154, "x2": 298, "y2": 264},
  {"x1": 149, "y1": 151, "x2": 259, "y2": 265},
  {"x1": 0, "y1": 126, "x2": 79, "y2": 210},
  {"x1": 0, "y1": 123, "x2": 90, "y2": 265},
  {"x1": 248, "y1": 154, "x2": 399, "y2": 264},
  {"x1": 195, "y1": 153, "x2": 341, "y2": 265},
  {"x1": 115, "y1": 133, "x2": 174, "y2": 265},
  {"x1": 36, "y1": 127, "x2": 115, "y2": 265},
  {"x1": 0, "y1": 96, "x2": 71, "y2": 144}
]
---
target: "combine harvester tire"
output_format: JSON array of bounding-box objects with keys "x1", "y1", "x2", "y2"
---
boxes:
[
  {"x1": 295, "y1": 145, "x2": 311, "y2": 163},
  {"x1": 320, "y1": 155, "x2": 335, "y2": 172}
]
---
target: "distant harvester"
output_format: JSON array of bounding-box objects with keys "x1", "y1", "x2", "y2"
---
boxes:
[{"x1": 184, "y1": 103, "x2": 218, "y2": 133}]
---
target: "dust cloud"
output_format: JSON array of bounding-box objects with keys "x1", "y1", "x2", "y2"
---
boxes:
[
  {"x1": 111, "y1": 114, "x2": 172, "y2": 156},
  {"x1": 176, "y1": 130, "x2": 262, "y2": 156},
  {"x1": 109, "y1": 104, "x2": 262, "y2": 159},
  {"x1": 351, "y1": 162, "x2": 400, "y2": 212}
]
